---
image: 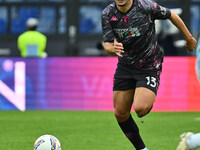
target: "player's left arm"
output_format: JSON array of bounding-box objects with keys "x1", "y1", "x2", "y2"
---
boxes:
[{"x1": 169, "y1": 10, "x2": 197, "y2": 52}]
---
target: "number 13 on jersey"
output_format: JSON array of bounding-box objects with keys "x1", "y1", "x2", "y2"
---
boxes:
[{"x1": 146, "y1": 76, "x2": 157, "y2": 88}]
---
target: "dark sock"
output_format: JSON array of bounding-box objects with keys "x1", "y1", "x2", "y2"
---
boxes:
[{"x1": 118, "y1": 115, "x2": 145, "y2": 150}]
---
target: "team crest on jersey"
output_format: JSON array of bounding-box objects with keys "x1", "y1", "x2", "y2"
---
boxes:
[{"x1": 122, "y1": 16, "x2": 128, "y2": 25}]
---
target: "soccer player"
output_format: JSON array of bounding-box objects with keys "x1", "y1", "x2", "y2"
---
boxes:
[
  {"x1": 177, "y1": 132, "x2": 200, "y2": 150},
  {"x1": 101, "y1": 0, "x2": 197, "y2": 149}
]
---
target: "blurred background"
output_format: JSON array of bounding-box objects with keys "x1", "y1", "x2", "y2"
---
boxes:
[
  {"x1": 0, "y1": 0, "x2": 199, "y2": 57},
  {"x1": 0, "y1": 1, "x2": 200, "y2": 149}
]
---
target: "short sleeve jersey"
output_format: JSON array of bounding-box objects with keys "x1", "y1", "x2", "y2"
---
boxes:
[{"x1": 101, "y1": 0, "x2": 171, "y2": 70}]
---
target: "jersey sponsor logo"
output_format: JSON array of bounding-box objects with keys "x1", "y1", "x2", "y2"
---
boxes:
[{"x1": 114, "y1": 27, "x2": 141, "y2": 38}]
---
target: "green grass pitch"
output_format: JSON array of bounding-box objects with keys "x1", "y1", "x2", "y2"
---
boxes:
[{"x1": 0, "y1": 111, "x2": 200, "y2": 150}]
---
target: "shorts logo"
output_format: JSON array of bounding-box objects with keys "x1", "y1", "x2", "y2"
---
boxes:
[{"x1": 113, "y1": 78, "x2": 116, "y2": 87}]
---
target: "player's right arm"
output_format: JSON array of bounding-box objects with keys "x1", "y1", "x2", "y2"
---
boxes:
[
  {"x1": 101, "y1": 6, "x2": 124, "y2": 57},
  {"x1": 104, "y1": 40, "x2": 124, "y2": 57}
]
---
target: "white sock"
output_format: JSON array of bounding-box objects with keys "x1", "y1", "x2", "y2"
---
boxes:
[
  {"x1": 187, "y1": 133, "x2": 200, "y2": 149},
  {"x1": 140, "y1": 148, "x2": 148, "y2": 150}
]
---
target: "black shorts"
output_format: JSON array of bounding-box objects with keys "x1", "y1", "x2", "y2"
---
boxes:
[{"x1": 113, "y1": 63, "x2": 162, "y2": 95}]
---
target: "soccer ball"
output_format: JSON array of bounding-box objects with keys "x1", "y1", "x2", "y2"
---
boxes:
[{"x1": 34, "y1": 134, "x2": 62, "y2": 150}]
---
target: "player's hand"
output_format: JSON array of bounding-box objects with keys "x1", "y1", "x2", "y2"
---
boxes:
[
  {"x1": 113, "y1": 40, "x2": 124, "y2": 57},
  {"x1": 186, "y1": 36, "x2": 197, "y2": 52}
]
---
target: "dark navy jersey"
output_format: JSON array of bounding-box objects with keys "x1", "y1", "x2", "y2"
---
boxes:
[{"x1": 101, "y1": 0, "x2": 171, "y2": 70}]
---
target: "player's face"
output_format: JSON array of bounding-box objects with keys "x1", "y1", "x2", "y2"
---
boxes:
[{"x1": 115, "y1": 0, "x2": 131, "y2": 7}]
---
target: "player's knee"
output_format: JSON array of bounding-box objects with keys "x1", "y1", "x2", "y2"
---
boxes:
[
  {"x1": 134, "y1": 105, "x2": 151, "y2": 117},
  {"x1": 114, "y1": 109, "x2": 130, "y2": 122}
]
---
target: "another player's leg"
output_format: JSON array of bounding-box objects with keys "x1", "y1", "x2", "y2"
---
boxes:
[
  {"x1": 177, "y1": 132, "x2": 200, "y2": 150},
  {"x1": 113, "y1": 90, "x2": 148, "y2": 150},
  {"x1": 133, "y1": 87, "x2": 156, "y2": 118},
  {"x1": 176, "y1": 132, "x2": 194, "y2": 150},
  {"x1": 187, "y1": 133, "x2": 200, "y2": 149}
]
